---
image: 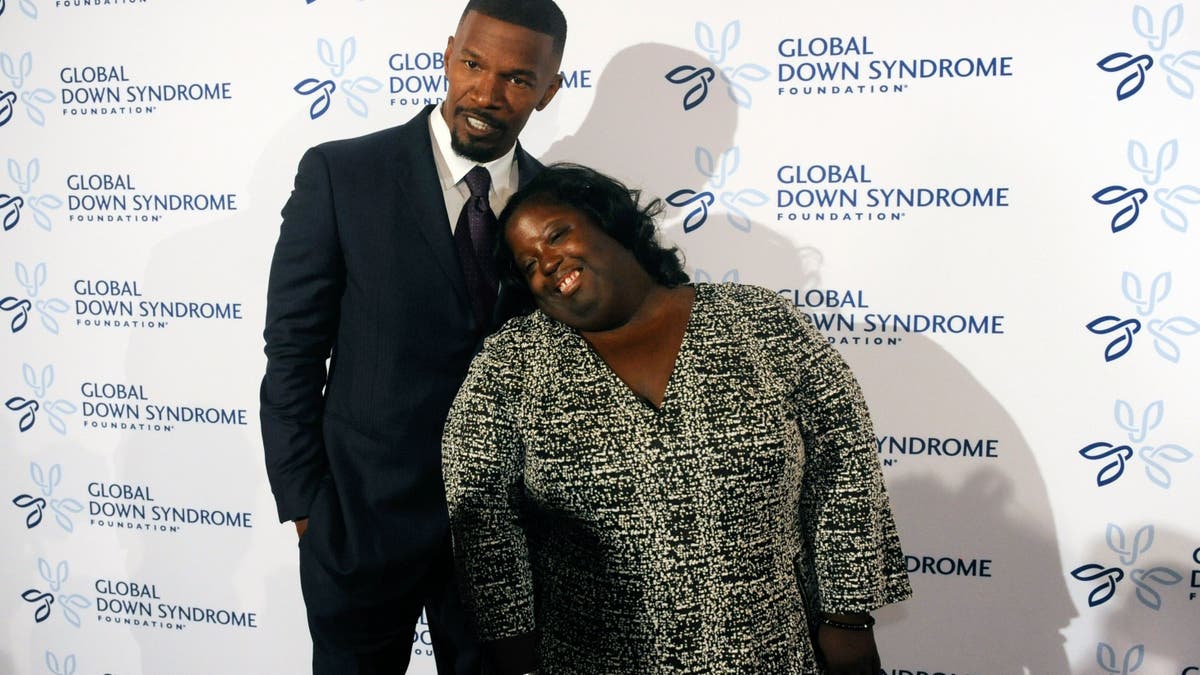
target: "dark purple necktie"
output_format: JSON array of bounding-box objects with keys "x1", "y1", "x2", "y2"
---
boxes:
[{"x1": 453, "y1": 166, "x2": 499, "y2": 325}]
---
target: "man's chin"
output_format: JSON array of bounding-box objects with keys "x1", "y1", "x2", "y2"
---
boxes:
[{"x1": 450, "y1": 131, "x2": 509, "y2": 163}]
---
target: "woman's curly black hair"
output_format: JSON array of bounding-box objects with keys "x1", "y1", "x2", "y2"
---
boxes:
[{"x1": 495, "y1": 163, "x2": 688, "y2": 310}]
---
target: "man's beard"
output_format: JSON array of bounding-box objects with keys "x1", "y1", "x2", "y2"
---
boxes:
[{"x1": 450, "y1": 107, "x2": 510, "y2": 163}]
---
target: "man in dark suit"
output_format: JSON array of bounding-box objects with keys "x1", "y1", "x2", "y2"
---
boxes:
[{"x1": 259, "y1": 1, "x2": 566, "y2": 672}]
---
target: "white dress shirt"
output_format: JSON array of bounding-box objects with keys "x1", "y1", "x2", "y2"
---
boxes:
[{"x1": 428, "y1": 104, "x2": 520, "y2": 232}]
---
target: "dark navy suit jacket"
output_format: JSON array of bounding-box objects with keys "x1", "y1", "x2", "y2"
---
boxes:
[{"x1": 260, "y1": 104, "x2": 539, "y2": 601}]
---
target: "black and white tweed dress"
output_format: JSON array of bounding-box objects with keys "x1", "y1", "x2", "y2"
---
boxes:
[{"x1": 443, "y1": 283, "x2": 911, "y2": 674}]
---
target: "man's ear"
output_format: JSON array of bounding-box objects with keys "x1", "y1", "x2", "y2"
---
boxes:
[
  {"x1": 443, "y1": 35, "x2": 454, "y2": 74},
  {"x1": 536, "y1": 73, "x2": 564, "y2": 111}
]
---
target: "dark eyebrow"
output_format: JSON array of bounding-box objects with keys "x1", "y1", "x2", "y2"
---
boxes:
[{"x1": 459, "y1": 48, "x2": 539, "y2": 83}]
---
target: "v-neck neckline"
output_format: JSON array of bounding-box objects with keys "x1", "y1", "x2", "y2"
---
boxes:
[{"x1": 574, "y1": 284, "x2": 703, "y2": 413}]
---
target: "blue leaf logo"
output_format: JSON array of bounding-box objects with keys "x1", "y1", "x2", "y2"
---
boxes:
[
  {"x1": 45, "y1": 651, "x2": 78, "y2": 675},
  {"x1": 0, "y1": 90, "x2": 16, "y2": 127},
  {"x1": 12, "y1": 494, "x2": 45, "y2": 528},
  {"x1": 1107, "y1": 523, "x2": 1153, "y2": 566},
  {"x1": 1097, "y1": 642, "x2": 1144, "y2": 674},
  {"x1": 1097, "y1": 53, "x2": 1154, "y2": 100},
  {"x1": 21, "y1": 589, "x2": 53, "y2": 623},
  {"x1": 721, "y1": 63, "x2": 770, "y2": 109},
  {"x1": 664, "y1": 65, "x2": 716, "y2": 111},
  {"x1": 1078, "y1": 442, "x2": 1133, "y2": 486},
  {"x1": 666, "y1": 189, "x2": 715, "y2": 232},
  {"x1": 293, "y1": 78, "x2": 336, "y2": 120},
  {"x1": 1133, "y1": 4, "x2": 1184, "y2": 52},
  {"x1": 695, "y1": 146, "x2": 740, "y2": 189},
  {"x1": 1139, "y1": 444, "x2": 1193, "y2": 488},
  {"x1": 1153, "y1": 185, "x2": 1200, "y2": 232},
  {"x1": 1146, "y1": 316, "x2": 1199, "y2": 363},
  {"x1": 719, "y1": 189, "x2": 768, "y2": 232},
  {"x1": 1130, "y1": 566, "x2": 1183, "y2": 610},
  {"x1": 1121, "y1": 271, "x2": 1170, "y2": 317},
  {"x1": 6, "y1": 396, "x2": 38, "y2": 432},
  {"x1": 1070, "y1": 564, "x2": 1125, "y2": 607},
  {"x1": 1, "y1": 194, "x2": 23, "y2": 231},
  {"x1": 692, "y1": 269, "x2": 740, "y2": 284},
  {"x1": 342, "y1": 76, "x2": 383, "y2": 118},
  {"x1": 695, "y1": 21, "x2": 741, "y2": 65},
  {"x1": 1159, "y1": 50, "x2": 1200, "y2": 99},
  {"x1": 1126, "y1": 139, "x2": 1177, "y2": 186},
  {"x1": 1086, "y1": 316, "x2": 1142, "y2": 361},
  {"x1": 318, "y1": 37, "x2": 356, "y2": 78},
  {"x1": 1113, "y1": 398, "x2": 1163, "y2": 442},
  {"x1": 1, "y1": 296, "x2": 31, "y2": 332},
  {"x1": 1092, "y1": 186, "x2": 1148, "y2": 233}
]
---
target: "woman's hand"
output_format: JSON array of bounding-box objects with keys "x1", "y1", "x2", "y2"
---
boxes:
[{"x1": 816, "y1": 617, "x2": 881, "y2": 675}]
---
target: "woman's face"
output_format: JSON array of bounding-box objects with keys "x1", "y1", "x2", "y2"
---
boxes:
[{"x1": 505, "y1": 198, "x2": 651, "y2": 332}]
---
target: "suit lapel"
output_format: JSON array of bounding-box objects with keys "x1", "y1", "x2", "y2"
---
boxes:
[{"x1": 393, "y1": 106, "x2": 471, "y2": 310}]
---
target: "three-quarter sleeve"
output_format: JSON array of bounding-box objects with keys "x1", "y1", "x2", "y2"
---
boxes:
[
  {"x1": 441, "y1": 335, "x2": 538, "y2": 673},
  {"x1": 780, "y1": 298, "x2": 911, "y2": 614}
]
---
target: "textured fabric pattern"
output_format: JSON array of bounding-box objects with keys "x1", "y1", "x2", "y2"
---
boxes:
[{"x1": 443, "y1": 283, "x2": 911, "y2": 674}]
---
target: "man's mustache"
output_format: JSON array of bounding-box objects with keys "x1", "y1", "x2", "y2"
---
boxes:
[{"x1": 455, "y1": 107, "x2": 508, "y2": 132}]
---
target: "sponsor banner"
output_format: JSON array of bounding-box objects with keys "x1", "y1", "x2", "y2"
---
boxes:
[
  {"x1": 11, "y1": 460, "x2": 255, "y2": 535},
  {"x1": 904, "y1": 554, "x2": 995, "y2": 579},
  {"x1": 19, "y1": 561, "x2": 259, "y2": 631},
  {"x1": 773, "y1": 162, "x2": 1010, "y2": 224},
  {"x1": 776, "y1": 286, "x2": 1006, "y2": 347},
  {"x1": 1, "y1": 266, "x2": 246, "y2": 337},
  {"x1": 877, "y1": 434, "x2": 1001, "y2": 467},
  {"x1": 58, "y1": 64, "x2": 233, "y2": 119},
  {"x1": 774, "y1": 35, "x2": 1014, "y2": 98},
  {"x1": 5, "y1": 364, "x2": 249, "y2": 436},
  {"x1": 64, "y1": 171, "x2": 240, "y2": 227}
]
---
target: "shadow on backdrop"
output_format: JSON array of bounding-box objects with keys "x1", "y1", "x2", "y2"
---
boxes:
[
  {"x1": 542, "y1": 41, "x2": 1074, "y2": 673},
  {"x1": 541, "y1": 43, "x2": 738, "y2": 204},
  {"x1": 1089, "y1": 525, "x2": 1199, "y2": 672}
]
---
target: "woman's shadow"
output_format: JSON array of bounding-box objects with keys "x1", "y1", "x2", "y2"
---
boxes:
[{"x1": 539, "y1": 42, "x2": 1075, "y2": 673}]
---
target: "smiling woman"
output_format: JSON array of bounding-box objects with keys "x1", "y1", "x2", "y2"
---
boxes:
[
  {"x1": 500, "y1": 174, "x2": 682, "y2": 333},
  {"x1": 443, "y1": 164, "x2": 912, "y2": 675}
]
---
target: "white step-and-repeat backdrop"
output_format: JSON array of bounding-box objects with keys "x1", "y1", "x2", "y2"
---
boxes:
[{"x1": 3, "y1": 1, "x2": 1197, "y2": 673}]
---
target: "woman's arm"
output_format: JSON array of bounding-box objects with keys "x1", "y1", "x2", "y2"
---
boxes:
[
  {"x1": 442, "y1": 340, "x2": 539, "y2": 675},
  {"x1": 776, "y1": 296, "x2": 910, "y2": 672}
]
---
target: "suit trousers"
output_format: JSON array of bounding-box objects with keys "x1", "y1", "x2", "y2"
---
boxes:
[{"x1": 298, "y1": 534, "x2": 481, "y2": 674}]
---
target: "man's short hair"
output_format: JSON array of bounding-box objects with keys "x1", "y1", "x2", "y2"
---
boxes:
[{"x1": 461, "y1": 0, "x2": 568, "y2": 58}]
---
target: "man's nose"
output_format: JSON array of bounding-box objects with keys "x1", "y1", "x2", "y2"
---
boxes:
[{"x1": 471, "y1": 73, "x2": 504, "y2": 108}]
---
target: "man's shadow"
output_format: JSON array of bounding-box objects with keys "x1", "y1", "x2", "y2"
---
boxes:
[{"x1": 541, "y1": 42, "x2": 1075, "y2": 673}]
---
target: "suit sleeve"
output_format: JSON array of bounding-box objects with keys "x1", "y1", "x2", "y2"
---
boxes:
[
  {"x1": 775, "y1": 295, "x2": 911, "y2": 614},
  {"x1": 260, "y1": 147, "x2": 345, "y2": 523},
  {"x1": 442, "y1": 336, "x2": 539, "y2": 675}
]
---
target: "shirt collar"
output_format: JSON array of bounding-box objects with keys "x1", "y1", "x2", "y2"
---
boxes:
[{"x1": 429, "y1": 104, "x2": 517, "y2": 196}]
